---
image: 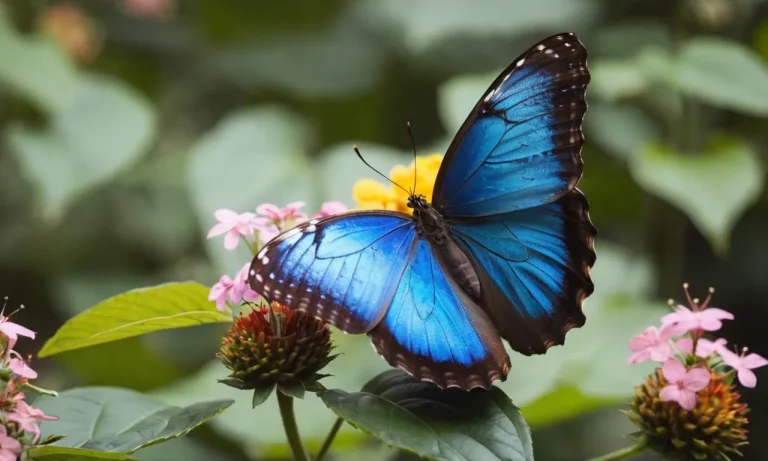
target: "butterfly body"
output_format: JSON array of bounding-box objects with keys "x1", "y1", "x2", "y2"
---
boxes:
[{"x1": 249, "y1": 33, "x2": 596, "y2": 390}]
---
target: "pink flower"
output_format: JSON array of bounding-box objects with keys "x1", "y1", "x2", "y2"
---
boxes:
[
  {"x1": 231, "y1": 264, "x2": 261, "y2": 304},
  {"x1": 8, "y1": 350, "x2": 37, "y2": 379},
  {"x1": 627, "y1": 326, "x2": 676, "y2": 364},
  {"x1": 313, "y1": 201, "x2": 348, "y2": 219},
  {"x1": 719, "y1": 347, "x2": 768, "y2": 388},
  {"x1": 0, "y1": 425, "x2": 21, "y2": 461},
  {"x1": 7, "y1": 399, "x2": 57, "y2": 442},
  {"x1": 676, "y1": 337, "x2": 727, "y2": 358},
  {"x1": 207, "y1": 209, "x2": 266, "y2": 250},
  {"x1": 659, "y1": 358, "x2": 710, "y2": 410},
  {"x1": 0, "y1": 315, "x2": 35, "y2": 351},
  {"x1": 661, "y1": 304, "x2": 733, "y2": 335},
  {"x1": 256, "y1": 202, "x2": 308, "y2": 223},
  {"x1": 209, "y1": 275, "x2": 236, "y2": 312}
]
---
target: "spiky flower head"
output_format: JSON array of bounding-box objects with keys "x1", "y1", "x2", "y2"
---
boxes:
[
  {"x1": 218, "y1": 302, "x2": 335, "y2": 404},
  {"x1": 628, "y1": 367, "x2": 749, "y2": 460},
  {"x1": 624, "y1": 284, "x2": 766, "y2": 460}
]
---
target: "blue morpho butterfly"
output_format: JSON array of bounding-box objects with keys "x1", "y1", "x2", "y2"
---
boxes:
[{"x1": 248, "y1": 33, "x2": 596, "y2": 390}]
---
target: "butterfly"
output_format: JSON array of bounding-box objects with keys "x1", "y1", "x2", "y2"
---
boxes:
[{"x1": 248, "y1": 32, "x2": 596, "y2": 390}]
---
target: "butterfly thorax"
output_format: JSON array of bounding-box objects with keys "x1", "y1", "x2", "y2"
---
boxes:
[{"x1": 409, "y1": 195, "x2": 482, "y2": 300}]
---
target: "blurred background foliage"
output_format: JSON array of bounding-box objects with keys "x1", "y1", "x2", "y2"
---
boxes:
[{"x1": 1, "y1": 0, "x2": 767, "y2": 460}]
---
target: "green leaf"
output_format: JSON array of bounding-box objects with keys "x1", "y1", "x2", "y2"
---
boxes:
[
  {"x1": 0, "y1": 15, "x2": 76, "y2": 113},
  {"x1": 278, "y1": 381, "x2": 305, "y2": 400},
  {"x1": 586, "y1": 102, "x2": 662, "y2": 161},
  {"x1": 186, "y1": 106, "x2": 314, "y2": 275},
  {"x1": 35, "y1": 387, "x2": 233, "y2": 453},
  {"x1": 6, "y1": 73, "x2": 156, "y2": 221},
  {"x1": 38, "y1": 282, "x2": 232, "y2": 357},
  {"x1": 320, "y1": 370, "x2": 534, "y2": 461},
  {"x1": 630, "y1": 136, "x2": 763, "y2": 254},
  {"x1": 676, "y1": 37, "x2": 768, "y2": 116},
  {"x1": 361, "y1": 0, "x2": 597, "y2": 53},
  {"x1": 27, "y1": 446, "x2": 136, "y2": 461},
  {"x1": 252, "y1": 382, "x2": 276, "y2": 407},
  {"x1": 590, "y1": 60, "x2": 648, "y2": 101}
]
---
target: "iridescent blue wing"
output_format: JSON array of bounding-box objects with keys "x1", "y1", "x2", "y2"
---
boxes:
[
  {"x1": 432, "y1": 33, "x2": 589, "y2": 217},
  {"x1": 248, "y1": 212, "x2": 417, "y2": 334},
  {"x1": 368, "y1": 238, "x2": 510, "y2": 390},
  {"x1": 449, "y1": 190, "x2": 596, "y2": 355}
]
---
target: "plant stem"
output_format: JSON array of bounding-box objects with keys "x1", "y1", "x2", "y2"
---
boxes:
[
  {"x1": 315, "y1": 417, "x2": 344, "y2": 461},
  {"x1": 276, "y1": 391, "x2": 310, "y2": 461},
  {"x1": 587, "y1": 443, "x2": 646, "y2": 461}
]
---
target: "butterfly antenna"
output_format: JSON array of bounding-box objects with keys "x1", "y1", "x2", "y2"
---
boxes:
[
  {"x1": 406, "y1": 122, "x2": 418, "y2": 196},
  {"x1": 354, "y1": 145, "x2": 411, "y2": 196}
]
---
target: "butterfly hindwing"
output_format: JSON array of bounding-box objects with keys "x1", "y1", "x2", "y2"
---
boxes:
[
  {"x1": 249, "y1": 212, "x2": 417, "y2": 334},
  {"x1": 449, "y1": 189, "x2": 596, "y2": 355},
  {"x1": 368, "y1": 238, "x2": 510, "y2": 390},
  {"x1": 433, "y1": 33, "x2": 589, "y2": 217}
]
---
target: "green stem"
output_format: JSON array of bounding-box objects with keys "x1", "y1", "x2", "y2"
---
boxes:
[
  {"x1": 315, "y1": 417, "x2": 344, "y2": 461},
  {"x1": 277, "y1": 391, "x2": 310, "y2": 461},
  {"x1": 587, "y1": 443, "x2": 646, "y2": 461}
]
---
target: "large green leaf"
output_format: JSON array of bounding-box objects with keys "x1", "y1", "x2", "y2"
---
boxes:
[
  {"x1": 36, "y1": 387, "x2": 233, "y2": 453},
  {"x1": 585, "y1": 102, "x2": 662, "y2": 161},
  {"x1": 320, "y1": 370, "x2": 534, "y2": 461},
  {"x1": 360, "y1": 0, "x2": 597, "y2": 53},
  {"x1": 6, "y1": 73, "x2": 156, "y2": 221},
  {"x1": 630, "y1": 136, "x2": 763, "y2": 254},
  {"x1": 0, "y1": 15, "x2": 75, "y2": 113},
  {"x1": 676, "y1": 37, "x2": 768, "y2": 116},
  {"x1": 27, "y1": 446, "x2": 136, "y2": 461},
  {"x1": 589, "y1": 59, "x2": 648, "y2": 101},
  {"x1": 186, "y1": 106, "x2": 314, "y2": 275},
  {"x1": 39, "y1": 282, "x2": 231, "y2": 357}
]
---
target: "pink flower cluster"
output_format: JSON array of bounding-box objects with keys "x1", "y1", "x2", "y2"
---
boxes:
[
  {"x1": 628, "y1": 284, "x2": 767, "y2": 410},
  {"x1": 0, "y1": 302, "x2": 58, "y2": 460},
  {"x1": 207, "y1": 201, "x2": 347, "y2": 314}
]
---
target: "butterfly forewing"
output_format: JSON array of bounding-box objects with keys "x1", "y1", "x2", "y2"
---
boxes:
[
  {"x1": 433, "y1": 32, "x2": 590, "y2": 217},
  {"x1": 248, "y1": 211, "x2": 417, "y2": 334}
]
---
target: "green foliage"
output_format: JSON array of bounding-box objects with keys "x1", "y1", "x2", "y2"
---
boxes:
[
  {"x1": 631, "y1": 137, "x2": 763, "y2": 254},
  {"x1": 0, "y1": 14, "x2": 75, "y2": 114},
  {"x1": 35, "y1": 387, "x2": 233, "y2": 453},
  {"x1": 676, "y1": 37, "x2": 768, "y2": 116},
  {"x1": 6, "y1": 73, "x2": 156, "y2": 221},
  {"x1": 39, "y1": 282, "x2": 231, "y2": 357},
  {"x1": 27, "y1": 446, "x2": 136, "y2": 461},
  {"x1": 321, "y1": 370, "x2": 534, "y2": 461}
]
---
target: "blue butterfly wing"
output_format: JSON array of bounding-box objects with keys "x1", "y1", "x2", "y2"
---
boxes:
[
  {"x1": 368, "y1": 238, "x2": 510, "y2": 390},
  {"x1": 449, "y1": 190, "x2": 596, "y2": 354},
  {"x1": 432, "y1": 33, "x2": 589, "y2": 217},
  {"x1": 248, "y1": 212, "x2": 417, "y2": 334}
]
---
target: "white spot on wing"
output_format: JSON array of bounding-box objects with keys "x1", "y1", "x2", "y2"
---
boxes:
[
  {"x1": 255, "y1": 274, "x2": 263, "y2": 283},
  {"x1": 261, "y1": 256, "x2": 269, "y2": 264}
]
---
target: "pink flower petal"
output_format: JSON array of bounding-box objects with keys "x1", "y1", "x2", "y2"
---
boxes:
[
  {"x1": 676, "y1": 338, "x2": 693, "y2": 354},
  {"x1": 659, "y1": 384, "x2": 682, "y2": 403},
  {"x1": 701, "y1": 307, "x2": 734, "y2": 320},
  {"x1": 662, "y1": 358, "x2": 686, "y2": 382},
  {"x1": 9, "y1": 357, "x2": 37, "y2": 379},
  {"x1": 683, "y1": 368, "x2": 710, "y2": 392},
  {"x1": 738, "y1": 368, "x2": 758, "y2": 388},
  {"x1": 256, "y1": 203, "x2": 281, "y2": 220},
  {"x1": 223, "y1": 230, "x2": 240, "y2": 250},
  {"x1": 742, "y1": 352, "x2": 768, "y2": 370},
  {"x1": 677, "y1": 389, "x2": 698, "y2": 410},
  {"x1": 627, "y1": 350, "x2": 651, "y2": 365},
  {"x1": 696, "y1": 338, "x2": 727, "y2": 357},
  {"x1": 206, "y1": 221, "x2": 234, "y2": 238},
  {"x1": 718, "y1": 347, "x2": 741, "y2": 369},
  {"x1": 213, "y1": 209, "x2": 239, "y2": 222}
]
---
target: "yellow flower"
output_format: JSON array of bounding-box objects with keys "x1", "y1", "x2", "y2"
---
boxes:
[{"x1": 353, "y1": 153, "x2": 444, "y2": 215}]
